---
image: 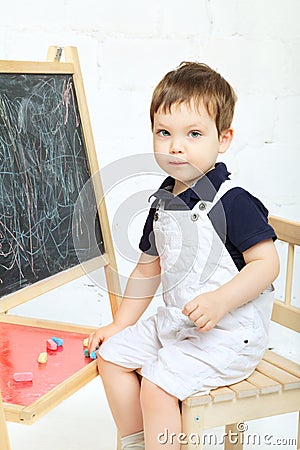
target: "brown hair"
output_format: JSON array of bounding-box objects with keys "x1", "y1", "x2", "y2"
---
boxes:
[{"x1": 150, "y1": 62, "x2": 237, "y2": 136}]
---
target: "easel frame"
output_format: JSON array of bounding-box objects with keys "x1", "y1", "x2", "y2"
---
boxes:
[
  {"x1": 0, "y1": 46, "x2": 121, "y2": 449},
  {"x1": 0, "y1": 46, "x2": 120, "y2": 316}
]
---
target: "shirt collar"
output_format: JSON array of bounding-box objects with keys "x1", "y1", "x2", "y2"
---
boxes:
[{"x1": 150, "y1": 162, "x2": 231, "y2": 204}]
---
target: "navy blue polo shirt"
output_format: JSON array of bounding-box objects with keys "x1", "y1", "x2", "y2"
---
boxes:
[{"x1": 139, "y1": 162, "x2": 276, "y2": 271}]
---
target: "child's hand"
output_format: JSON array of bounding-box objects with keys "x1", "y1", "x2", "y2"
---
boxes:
[
  {"x1": 182, "y1": 292, "x2": 227, "y2": 332},
  {"x1": 88, "y1": 323, "x2": 122, "y2": 353}
]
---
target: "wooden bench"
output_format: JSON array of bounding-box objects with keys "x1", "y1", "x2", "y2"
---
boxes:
[{"x1": 181, "y1": 215, "x2": 300, "y2": 450}]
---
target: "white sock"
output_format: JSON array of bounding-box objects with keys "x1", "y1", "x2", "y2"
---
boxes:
[{"x1": 120, "y1": 430, "x2": 145, "y2": 449}]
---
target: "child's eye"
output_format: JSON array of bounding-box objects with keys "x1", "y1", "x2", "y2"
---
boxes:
[
  {"x1": 189, "y1": 131, "x2": 201, "y2": 138},
  {"x1": 157, "y1": 129, "x2": 170, "y2": 137}
]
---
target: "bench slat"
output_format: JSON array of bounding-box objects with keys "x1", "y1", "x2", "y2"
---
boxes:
[
  {"x1": 256, "y1": 360, "x2": 300, "y2": 390},
  {"x1": 246, "y1": 369, "x2": 281, "y2": 394},
  {"x1": 184, "y1": 394, "x2": 211, "y2": 407},
  {"x1": 210, "y1": 387, "x2": 235, "y2": 403},
  {"x1": 228, "y1": 380, "x2": 259, "y2": 398},
  {"x1": 263, "y1": 350, "x2": 300, "y2": 378}
]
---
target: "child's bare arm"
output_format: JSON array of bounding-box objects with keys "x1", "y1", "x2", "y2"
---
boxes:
[
  {"x1": 113, "y1": 252, "x2": 161, "y2": 328},
  {"x1": 89, "y1": 252, "x2": 161, "y2": 351},
  {"x1": 182, "y1": 238, "x2": 279, "y2": 332}
]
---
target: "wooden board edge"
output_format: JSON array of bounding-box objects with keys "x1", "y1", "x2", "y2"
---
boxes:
[
  {"x1": 19, "y1": 361, "x2": 98, "y2": 424},
  {"x1": 0, "y1": 254, "x2": 109, "y2": 313},
  {"x1": 0, "y1": 60, "x2": 74, "y2": 74},
  {"x1": 2, "y1": 402, "x2": 24, "y2": 422},
  {"x1": 271, "y1": 300, "x2": 300, "y2": 333},
  {"x1": 269, "y1": 215, "x2": 300, "y2": 246},
  {"x1": 0, "y1": 314, "x2": 97, "y2": 333}
]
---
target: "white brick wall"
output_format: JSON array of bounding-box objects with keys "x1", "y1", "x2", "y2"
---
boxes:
[{"x1": 1, "y1": 1, "x2": 299, "y2": 213}]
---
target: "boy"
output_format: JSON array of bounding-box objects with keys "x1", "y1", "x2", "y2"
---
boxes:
[{"x1": 89, "y1": 62, "x2": 279, "y2": 450}]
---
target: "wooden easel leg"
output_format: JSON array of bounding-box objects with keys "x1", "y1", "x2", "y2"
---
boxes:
[
  {"x1": 224, "y1": 423, "x2": 244, "y2": 450},
  {"x1": 0, "y1": 391, "x2": 11, "y2": 450},
  {"x1": 62, "y1": 45, "x2": 122, "y2": 318},
  {"x1": 46, "y1": 45, "x2": 63, "y2": 62}
]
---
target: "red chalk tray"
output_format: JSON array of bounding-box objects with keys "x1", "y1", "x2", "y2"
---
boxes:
[{"x1": 0, "y1": 322, "x2": 94, "y2": 407}]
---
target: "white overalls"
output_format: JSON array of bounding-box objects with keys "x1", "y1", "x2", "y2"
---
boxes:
[{"x1": 99, "y1": 180, "x2": 274, "y2": 400}]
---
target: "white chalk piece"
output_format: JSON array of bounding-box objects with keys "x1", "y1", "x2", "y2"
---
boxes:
[{"x1": 13, "y1": 372, "x2": 33, "y2": 382}]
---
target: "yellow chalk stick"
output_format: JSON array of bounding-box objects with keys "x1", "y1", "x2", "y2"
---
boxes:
[
  {"x1": 83, "y1": 338, "x2": 89, "y2": 347},
  {"x1": 38, "y1": 352, "x2": 48, "y2": 364}
]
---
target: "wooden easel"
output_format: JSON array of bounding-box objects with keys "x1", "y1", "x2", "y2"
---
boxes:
[{"x1": 0, "y1": 47, "x2": 121, "y2": 449}]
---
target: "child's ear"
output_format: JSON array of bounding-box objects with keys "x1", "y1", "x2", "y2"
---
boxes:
[{"x1": 218, "y1": 128, "x2": 234, "y2": 154}]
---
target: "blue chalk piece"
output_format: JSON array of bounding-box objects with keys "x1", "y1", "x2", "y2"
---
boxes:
[
  {"x1": 83, "y1": 349, "x2": 90, "y2": 357},
  {"x1": 51, "y1": 337, "x2": 64, "y2": 346},
  {"x1": 89, "y1": 350, "x2": 98, "y2": 359}
]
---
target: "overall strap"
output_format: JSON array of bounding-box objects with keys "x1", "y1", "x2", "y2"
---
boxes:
[{"x1": 205, "y1": 179, "x2": 239, "y2": 213}]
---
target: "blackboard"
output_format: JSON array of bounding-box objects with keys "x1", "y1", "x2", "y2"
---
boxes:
[{"x1": 0, "y1": 73, "x2": 104, "y2": 298}]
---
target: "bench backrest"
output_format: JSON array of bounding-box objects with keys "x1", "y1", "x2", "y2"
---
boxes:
[{"x1": 269, "y1": 215, "x2": 300, "y2": 333}]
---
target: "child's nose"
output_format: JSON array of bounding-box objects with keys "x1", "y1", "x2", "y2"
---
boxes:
[{"x1": 169, "y1": 139, "x2": 184, "y2": 154}]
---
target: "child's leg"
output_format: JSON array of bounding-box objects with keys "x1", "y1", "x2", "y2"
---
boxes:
[
  {"x1": 97, "y1": 355, "x2": 144, "y2": 437},
  {"x1": 140, "y1": 378, "x2": 181, "y2": 450}
]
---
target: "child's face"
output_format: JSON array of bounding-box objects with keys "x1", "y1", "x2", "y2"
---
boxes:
[{"x1": 152, "y1": 101, "x2": 233, "y2": 193}]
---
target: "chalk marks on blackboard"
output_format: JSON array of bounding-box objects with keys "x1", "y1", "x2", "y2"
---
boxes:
[{"x1": 0, "y1": 74, "x2": 104, "y2": 297}]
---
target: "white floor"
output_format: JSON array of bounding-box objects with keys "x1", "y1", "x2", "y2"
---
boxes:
[
  {"x1": 6, "y1": 380, "x2": 299, "y2": 450},
  {"x1": 7, "y1": 379, "x2": 117, "y2": 450},
  {"x1": 4, "y1": 275, "x2": 300, "y2": 450}
]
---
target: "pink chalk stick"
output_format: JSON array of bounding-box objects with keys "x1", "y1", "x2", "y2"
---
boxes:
[
  {"x1": 46, "y1": 338, "x2": 58, "y2": 351},
  {"x1": 13, "y1": 372, "x2": 33, "y2": 382}
]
